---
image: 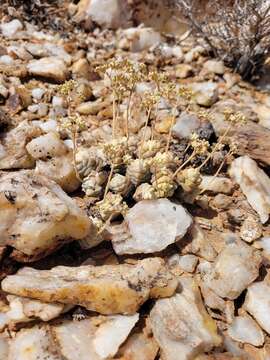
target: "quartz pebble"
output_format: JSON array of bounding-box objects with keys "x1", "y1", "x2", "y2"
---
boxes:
[
  {"x1": 150, "y1": 276, "x2": 221, "y2": 360},
  {"x1": 111, "y1": 199, "x2": 192, "y2": 254},
  {"x1": 230, "y1": 156, "x2": 270, "y2": 223},
  {"x1": 228, "y1": 314, "x2": 264, "y2": 346},
  {"x1": 203, "y1": 241, "x2": 261, "y2": 300}
]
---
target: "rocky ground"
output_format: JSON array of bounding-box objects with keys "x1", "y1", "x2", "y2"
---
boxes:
[{"x1": 0, "y1": 1, "x2": 270, "y2": 359}]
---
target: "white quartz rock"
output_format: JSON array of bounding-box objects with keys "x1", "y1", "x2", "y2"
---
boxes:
[
  {"x1": 228, "y1": 314, "x2": 264, "y2": 346},
  {"x1": 9, "y1": 325, "x2": 61, "y2": 360},
  {"x1": 26, "y1": 132, "x2": 67, "y2": 160},
  {"x1": 192, "y1": 82, "x2": 218, "y2": 107},
  {"x1": 1, "y1": 19, "x2": 23, "y2": 37},
  {"x1": 0, "y1": 335, "x2": 9, "y2": 359},
  {"x1": 200, "y1": 176, "x2": 233, "y2": 194},
  {"x1": 0, "y1": 170, "x2": 91, "y2": 257},
  {"x1": 2, "y1": 258, "x2": 177, "y2": 315},
  {"x1": 203, "y1": 60, "x2": 225, "y2": 75},
  {"x1": 172, "y1": 112, "x2": 200, "y2": 139},
  {"x1": 150, "y1": 276, "x2": 221, "y2": 360},
  {"x1": 120, "y1": 27, "x2": 162, "y2": 52},
  {"x1": 32, "y1": 88, "x2": 45, "y2": 100},
  {"x1": 27, "y1": 57, "x2": 68, "y2": 82},
  {"x1": 244, "y1": 281, "x2": 270, "y2": 334},
  {"x1": 230, "y1": 156, "x2": 270, "y2": 223},
  {"x1": 93, "y1": 314, "x2": 139, "y2": 358},
  {"x1": 7, "y1": 295, "x2": 69, "y2": 322},
  {"x1": 203, "y1": 242, "x2": 261, "y2": 300},
  {"x1": 36, "y1": 153, "x2": 80, "y2": 193},
  {"x1": 111, "y1": 199, "x2": 192, "y2": 254},
  {"x1": 0, "y1": 120, "x2": 41, "y2": 169},
  {"x1": 75, "y1": 0, "x2": 128, "y2": 29}
]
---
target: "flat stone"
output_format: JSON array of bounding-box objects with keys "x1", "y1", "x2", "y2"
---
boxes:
[
  {"x1": 150, "y1": 276, "x2": 221, "y2": 360},
  {"x1": 27, "y1": 57, "x2": 68, "y2": 82},
  {"x1": 200, "y1": 176, "x2": 234, "y2": 194},
  {"x1": 172, "y1": 112, "x2": 200, "y2": 139},
  {"x1": 0, "y1": 19, "x2": 23, "y2": 38},
  {"x1": 203, "y1": 60, "x2": 225, "y2": 75},
  {"x1": 203, "y1": 241, "x2": 261, "y2": 300},
  {"x1": 244, "y1": 281, "x2": 270, "y2": 335},
  {"x1": 111, "y1": 199, "x2": 192, "y2": 255},
  {"x1": 0, "y1": 121, "x2": 41, "y2": 169},
  {"x1": 0, "y1": 170, "x2": 91, "y2": 257},
  {"x1": 228, "y1": 314, "x2": 264, "y2": 346},
  {"x1": 2, "y1": 258, "x2": 177, "y2": 315},
  {"x1": 230, "y1": 156, "x2": 270, "y2": 223}
]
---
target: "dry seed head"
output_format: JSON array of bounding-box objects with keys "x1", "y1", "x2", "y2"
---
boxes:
[
  {"x1": 150, "y1": 151, "x2": 178, "y2": 171},
  {"x1": 176, "y1": 168, "x2": 202, "y2": 193},
  {"x1": 82, "y1": 170, "x2": 108, "y2": 198},
  {"x1": 57, "y1": 79, "x2": 77, "y2": 96},
  {"x1": 75, "y1": 147, "x2": 106, "y2": 179},
  {"x1": 223, "y1": 108, "x2": 247, "y2": 125},
  {"x1": 139, "y1": 139, "x2": 163, "y2": 159},
  {"x1": 126, "y1": 158, "x2": 150, "y2": 186},
  {"x1": 197, "y1": 109, "x2": 213, "y2": 122},
  {"x1": 96, "y1": 193, "x2": 128, "y2": 221},
  {"x1": 109, "y1": 174, "x2": 130, "y2": 196},
  {"x1": 141, "y1": 91, "x2": 160, "y2": 111},
  {"x1": 133, "y1": 183, "x2": 157, "y2": 202},
  {"x1": 190, "y1": 133, "x2": 209, "y2": 156},
  {"x1": 59, "y1": 114, "x2": 87, "y2": 133},
  {"x1": 103, "y1": 137, "x2": 127, "y2": 166},
  {"x1": 152, "y1": 167, "x2": 177, "y2": 198},
  {"x1": 178, "y1": 86, "x2": 194, "y2": 102}
]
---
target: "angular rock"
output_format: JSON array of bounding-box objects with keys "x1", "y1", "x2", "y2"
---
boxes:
[
  {"x1": 203, "y1": 241, "x2": 261, "y2": 300},
  {"x1": 75, "y1": 0, "x2": 129, "y2": 29},
  {"x1": 228, "y1": 314, "x2": 264, "y2": 346},
  {"x1": 0, "y1": 170, "x2": 91, "y2": 257},
  {"x1": 27, "y1": 57, "x2": 68, "y2": 82},
  {"x1": 192, "y1": 82, "x2": 218, "y2": 107},
  {"x1": 244, "y1": 281, "x2": 270, "y2": 334},
  {"x1": 203, "y1": 60, "x2": 225, "y2": 75},
  {"x1": 117, "y1": 325, "x2": 159, "y2": 360},
  {"x1": 240, "y1": 216, "x2": 262, "y2": 243},
  {"x1": 172, "y1": 112, "x2": 200, "y2": 139},
  {"x1": 120, "y1": 27, "x2": 162, "y2": 52},
  {"x1": 200, "y1": 176, "x2": 234, "y2": 194},
  {"x1": 2, "y1": 258, "x2": 177, "y2": 315},
  {"x1": 8, "y1": 325, "x2": 61, "y2": 360},
  {"x1": 175, "y1": 64, "x2": 193, "y2": 79},
  {"x1": 150, "y1": 276, "x2": 221, "y2": 360},
  {"x1": 92, "y1": 314, "x2": 139, "y2": 358},
  {"x1": 36, "y1": 153, "x2": 80, "y2": 193},
  {"x1": 0, "y1": 19, "x2": 23, "y2": 38},
  {"x1": 52, "y1": 318, "x2": 99, "y2": 360},
  {"x1": 111, "y1": 199, "x2": 192, "y2": 255},
  {"x1": 0, "y1": 335, "x2": 9, "y2": 359},
  {"x1": 230, "y1": 156, "x2": 270, "y2": 223},
  {"x1": 0, "y1": 121, "x2": 41, "y2": 169},
  {"x1": 7, "y1": 295, "x2": 70, "y2": 322},
  {"x1": 26, "y1": 132, "x2": 68, "y2": 160}
]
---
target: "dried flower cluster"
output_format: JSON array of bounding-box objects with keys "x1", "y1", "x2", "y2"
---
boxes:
[{"x1": 58, "y1": 59, "x2": 244, "y2": 231}]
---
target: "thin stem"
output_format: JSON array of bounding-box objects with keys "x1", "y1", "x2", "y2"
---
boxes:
[
  {"x1": 198, "y1": 123, "x2": 232, "y2": 170},
  {"x1": 139, "y1": 107, "x2": 152, "y2": 158},
  {"x1": 112, "y1": 95, "x2": 116, "y2": 139},
  {"x1": 72, "y1": 128, "x2": 82, "y2": 182},
  {"x1": 173, "y1": 150, "x2": 197, "y2": 179},
  {"x1": 125, "y1": 89, "x2": 133, "y2": 140},
  {"x1": 166, "y1": 107, "x2": 177, "y2": 153}
]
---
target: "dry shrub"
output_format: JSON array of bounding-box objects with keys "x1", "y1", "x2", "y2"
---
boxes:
[{"x1": 172, "y1": 0, "x2": 270, "y2": 80}]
